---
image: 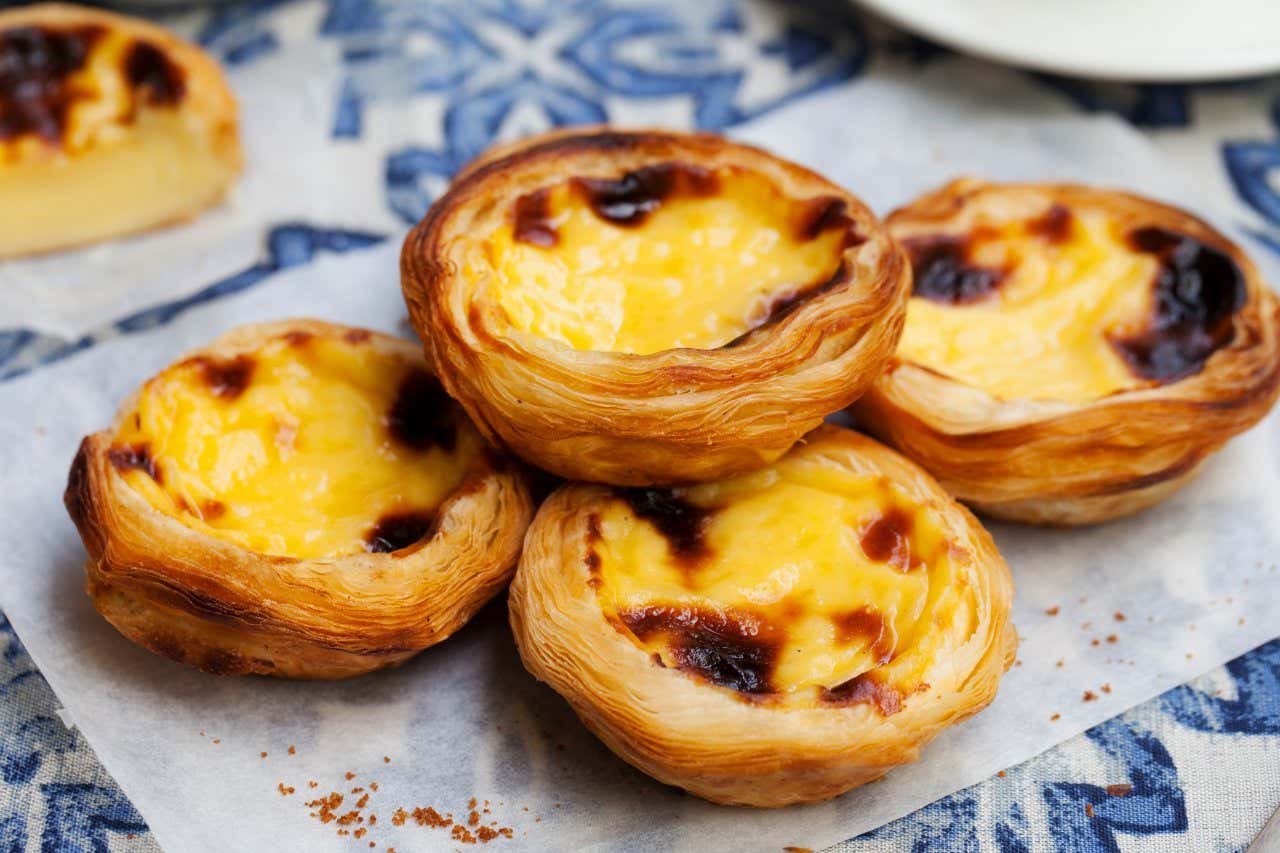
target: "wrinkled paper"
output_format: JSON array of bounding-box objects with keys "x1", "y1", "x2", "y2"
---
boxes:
[{"x1": 0, "y1": 66, "x2": 1277, "y2": 853}]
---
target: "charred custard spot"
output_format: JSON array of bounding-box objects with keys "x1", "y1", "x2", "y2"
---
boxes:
[
  {"x1": 903, "y1": 234, "x2": 1005, "y2": 305},
  {"x1": 616, "y1": 487, "x2": 715, "y2": 568},
  {"x1": 745, "y1": 261, "x2": 849, "y2": 338},
  {"x1": 123, "y1": 40, "x2": 184, "y2": 107},
  {"x1": 107, "y1": 443, "x2": 161, "y2": 483},
  {"x1": 1109, "y1": 226, "x2": 1247, "y2": 382},
  {"x1": 342, "y1": 328, "x2": 373, "y2": 345},
  {"x1": 188, "y1": 355, "x2": 254, "y2": 401},
  {"x1": 281, "y1": 330, "x2": 313, "y2": 347},
  {"x1": 795, "y1": 196, "x2": 861, "y2": 247},
  {"x1": 859, "y1": 507, "x2": 920, "y2": 572},
  {"x1": 0, "y1": 24, "x2": 103, "y2": 142},
  {"x1": 572, "y1": 162, "x2": 719, "y2": 227},
  {"x1": 618, "y1": 604, "x2": 780, "y2": 695},
  {"x1": 819, "y1": 672, "x2": 903, "y2": 715},
  {"x1": 201, "y1": 499, "x2": 226, "y2": 521},
  {"x1": 386, "y1": 368, "x2": 456, "y2": 452},
  {"x1": 831, "y1": 607, "x2": 894, "y2": 665},
  {"x1": 365, "y1": 510, "x2": 436, "y2": 553},
  {"x1": 1026, "y1": 203, "x2": 1074, "y2": 244},
  {"x1": 512, "y1": 188, "x2": 557, "y2": 247}
]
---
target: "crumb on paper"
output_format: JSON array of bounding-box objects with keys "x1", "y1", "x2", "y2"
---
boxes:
[
  {"x1": 288, "y1": 745, "x2": 296, "y2": 755},
  {"x1": 260, "y1": 752, "x2": 268, "y2": 759},
  {"x1": 1106, "y1": 634, "x2": 1118, "y2": 644},
  {"x1": 1050, "y1": 713, "x2": 1061, "y2": 721},
  {"x1": 1106, "y1": 783, "x2": 1133, "y2": 797},
  {"x1": 1044, "y1": 606, "x2": 1059, "y2": 616},
  {"x1": 1085, "y1": 803, "x2": 1095, "y2": 818},
  {"x1": 1055, "y1": 659, "x2": 1064, "y2": 668},
  {"x1": 1083, "y1": 690, "x2": 1097, "y2": 702},
  {"x1": 1113, "y1": 612, "x2": 1125, "y2": 622},
  {"x1": 996, "y1": 770, "x2": 1006, "y2": 778}
]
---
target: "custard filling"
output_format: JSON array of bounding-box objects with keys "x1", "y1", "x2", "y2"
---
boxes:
[
  {"x1": 590, "y1": 454, "x2": 975, "y2": 710},
  {"x1": 109, "y1": 330, "x2": 481, "y2": 560},
  {"x1": 896, "y1": 205, "x2": 1245, "y2": 403},
  {"x1": 475, "y1": 165, "x2": 854, "y2": 354}
]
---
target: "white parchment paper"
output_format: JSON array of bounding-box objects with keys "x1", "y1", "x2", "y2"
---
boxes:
[{"x1": 0, "y1": 73, "x2": 1277, "y2": 853}]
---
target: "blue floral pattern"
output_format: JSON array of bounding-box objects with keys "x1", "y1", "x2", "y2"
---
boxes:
[{"x1": 1, "y1": 1, "x2": 1279, "y2": 850}]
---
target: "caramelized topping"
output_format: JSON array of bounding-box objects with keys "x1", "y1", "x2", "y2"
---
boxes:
[
  {"x1": 819, "y1": 672, "x2": 903, "y2": 715},
  {"x1": 573, "y1": 162, "x2": 719, "y2": 227},
  {"x1": 858, "y1": 507, "x2": 921, "y2": 572},
  {"x1": 0, "y1": 24, "x2": 102, "y2": 142},
  {"x1": 618, "y1": 604, "x2": 780, "y2": 695},
  {"x1": 512, "y1": 188, "x2": 556, "y2": 248},
  {"x1": 741, "y1": 261, "x2": 849, "y2": 338},
  {"x1": 794, "y1": 196, "x2": 861, "y2": 245},
  {"x1": 831, "y1": 608, "x2": 894, "y2": 665},
  {"x1": 1026, "y1": 203, "x2": 1074, "y2": 244},
  {"x1": 188, "y1": 354, "x2": 254, "y2": 400},
  {"x1": 386, "y1": 369, "x2": 456, "y2": 452},
  {"x1": 615, "y1": 488, "x2": 714, "y2": 568},
  {"x1": 123, "y1": 40, "x2": 184, "y2": 107},
  {"x1": 107, "y1": 442, "x2": 160, "y2": 482},
  {"x1": 1109, "y1": 227, "x2": 1246, "y2": 382},
  {"x1": 903, "y1": 235, "x2": 1005, "y2": 304},
  {"x1": 365, "y1": 510, "x2": 436, "y2": 553}
]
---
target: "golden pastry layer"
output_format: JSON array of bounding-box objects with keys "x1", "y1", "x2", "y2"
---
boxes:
[
  {"x1": 855, "y1": 179, "x2": 1280, "y2": 525},
  {"x1": 0, "y1": 3, "x2": 241, "y2": 257},
  {"x1": 402, "y1": 127, "x2": 909, "y2": 485},
  {"x1": 66, "y1": 320, "x2": 534, "y2": 678},
  {"x1": 509, "y1": 425, "x2": 1016, "y2": 806}
]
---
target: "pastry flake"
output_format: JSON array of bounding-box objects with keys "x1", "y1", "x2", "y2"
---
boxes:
[
  {"x1": 509, "y1": 425, "x2": 1016, "y2": 806},
  {"x1": 65, "y1": 320, "x2": 534, "y2": 678}
]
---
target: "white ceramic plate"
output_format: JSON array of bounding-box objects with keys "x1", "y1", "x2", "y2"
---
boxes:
[{"x1": 855, "y1": 0, "x2": 1280, "y2": 81}]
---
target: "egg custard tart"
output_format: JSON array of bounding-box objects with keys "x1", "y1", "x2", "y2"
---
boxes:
[
  {"x1": 0, "y1": 3, "x2": 241, "y2": 258},
  {"x1": 401, "y1": 128, "x2": 909, "y2": 485},
  {"x1": 65, "y1": 320, "x2": 533, "y2": 679},
  {"x1": 509, "y1": 425, "x2": 1015, "y2": 806},
  {"x1": 853, "y1": 180, "x2": 1280, "y2": 525}
]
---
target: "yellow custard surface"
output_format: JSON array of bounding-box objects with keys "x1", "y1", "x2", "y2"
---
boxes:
[
  {"x1": 897, "y1": 207, "x2": 1158, "y2": 403},
  {"x1": 109, "y1": 331, "x2": 480, "y2": 560},
  {"x1": 591, "y1": 453, "x2": 976, "y2": 703},
  {"x1": 476, "y1": 166, "x2": 850, "y2": 354}
]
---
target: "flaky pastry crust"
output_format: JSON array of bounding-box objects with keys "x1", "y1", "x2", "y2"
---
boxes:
[
  {"x1": 508, "y1": 425, "x2": 1016, "y2": 806},
  {"x1": 65, "y1": 320, "x2": 534, "y2": 679},
  {"x1": 854, "y1": 179, "x2": 1280, "y2": 525},
  {"x1": 0, "y1": 3, "x2": 242, "y2": 256},
  {"x1": 401, "y1": 127, "x2": 910, "y2": 485}
]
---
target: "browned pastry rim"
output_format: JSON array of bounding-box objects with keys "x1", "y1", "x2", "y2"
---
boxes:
[
  {"x1": 64, "y1": 320, "x2": 534, "y2": 678},
  {"x1": 854, "y1": 179, "x2": 1280, "y2": 525},
  {"x1": 401, "y1": 127, "x2": 911, "y2": 486}
]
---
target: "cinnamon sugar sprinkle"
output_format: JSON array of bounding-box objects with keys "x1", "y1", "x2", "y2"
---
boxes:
[{"x1": 295, "y1": 757, "x2": 517, "y2": 846}]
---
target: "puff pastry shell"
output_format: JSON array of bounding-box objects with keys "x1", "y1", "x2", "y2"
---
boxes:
[
  {"x1": 401, "y1": 127, "x2": 909, "y2": 485},
  {"x1": 0, "y1": 3, "x2": 242, "y2": 257},
  {"x1": 65, "y1": 320, "x2": 533, "y2": 678},
  {"x1": 854, "y1": 180, "x2": 1280, "y2": 525},
  {"x1": 508, "y1": 425, "x2": 1016, "y2": 806}
]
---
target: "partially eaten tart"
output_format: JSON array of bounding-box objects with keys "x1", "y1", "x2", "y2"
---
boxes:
[
  {"x1": 402, "y1": 128, "x2": 909, "y2": 485},
  {"x1": 65, "y1": 320, "x2": 533, "y2": 678},
  {"x1": 0, "y1": 3, "x2": 242, "y2": 257},
  {"x1": 854, "y1": 180, "x2": 1280, "y2": 525},
  {"x1": 509, "y1": 425, "x2": 1015, "y2": 806}
]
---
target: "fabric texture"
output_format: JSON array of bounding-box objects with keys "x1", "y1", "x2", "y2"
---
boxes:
[{"x1": 0, "y1": 0, "x2": 1277, "y2": 850}]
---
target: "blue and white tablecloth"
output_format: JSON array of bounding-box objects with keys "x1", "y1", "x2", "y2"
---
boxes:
[{"x1": 1, "y1": 1, "x2": 1278, "y2": 850}]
